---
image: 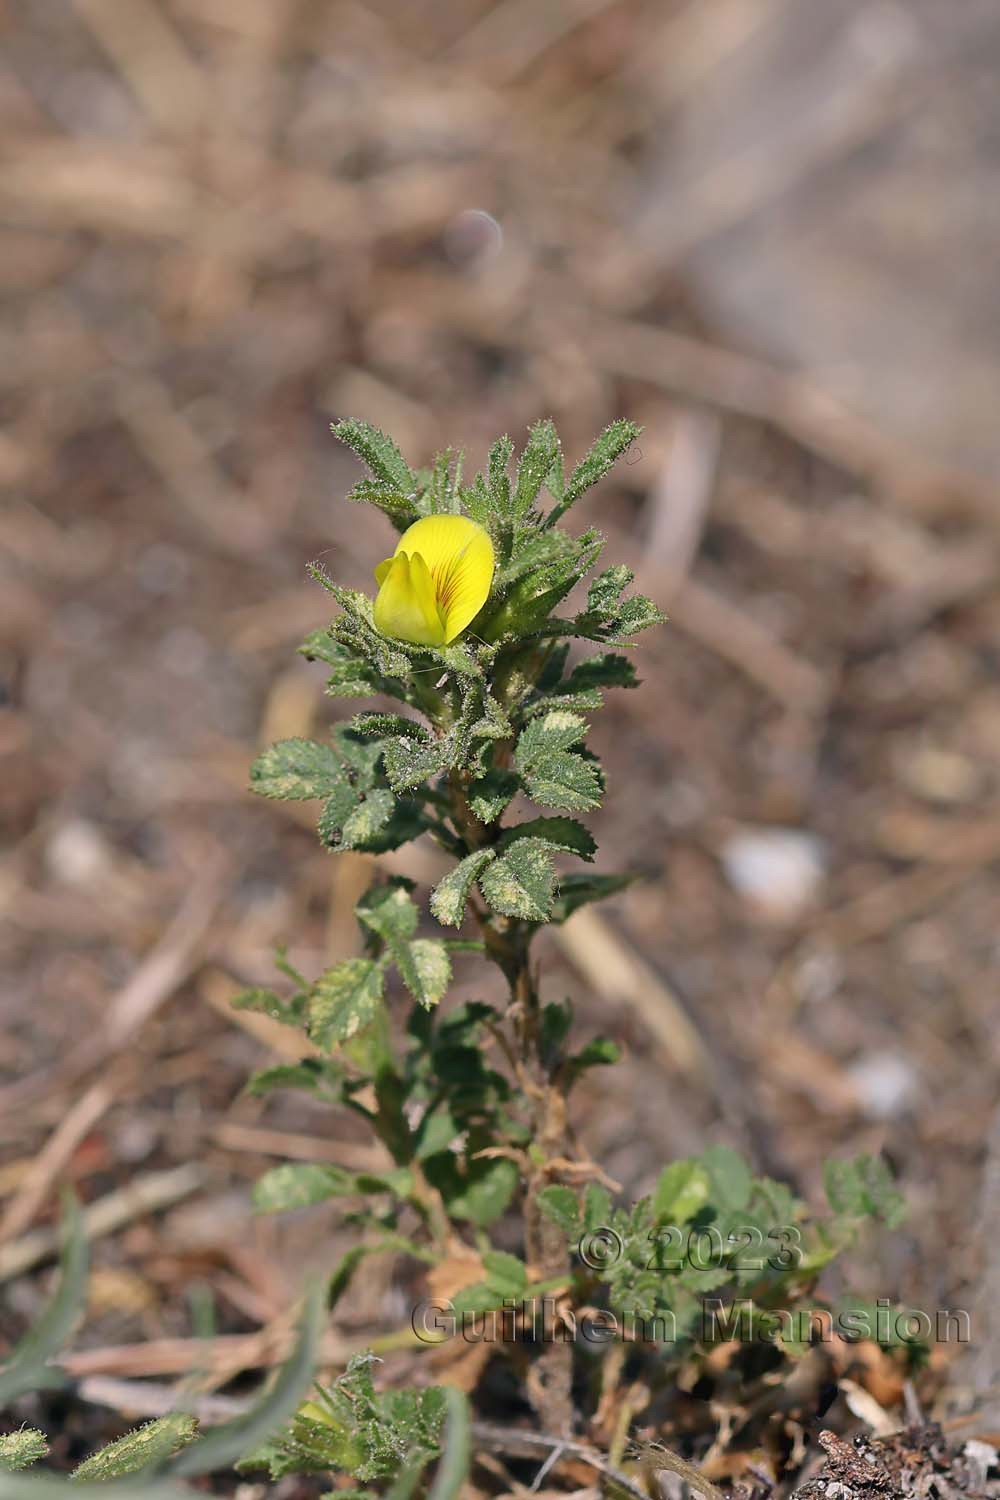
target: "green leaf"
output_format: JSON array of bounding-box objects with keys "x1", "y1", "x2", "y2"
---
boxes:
[
  {"x1": 317, "y1": 782, "x2": 365, "y2": 846},
  {"x1": 420, "y1": 446, "x2": 463, "y2": 516},
  {"x1": 340, "y1": 789, "x2": 397, "y2": 849},
  {"x1": 250, "y1": 738, "x2": 344, "y2": 801},
  {"x1": 540, "y1": 999, "x2": 572, "y2": 1067},
  {"x1": 537, "y1": 1184, "x2": 580, "y2": 1236},
  {"x1": 246, "y1": 1060, "x2": 346, "y2": 1099},
  {"x1": 514, "y1": 419, "x2": 561, "y2": 516},
  {"x1": 487, "y1": 435, "x2": 514, "y2": 516},
  {"x1": 482, "y1": 1251, "x2": 528, "y2": 1297},
  {"x1": 308, "y1": 959, "x2": 384, "y2": 1049},
  {"x1": 352, "y1": 712, "x2": 431, "y2": 742},
  {"x1": 467, "y1": 770, "x2": 519, "y2": 823},
  {"x1": 468, "y1": 692, "x2": 512, "y2": 742},
  {"x1": 71, "y1": 1416, "x2": 197, "y2": 1481},
  {"x1": 430, "y1": 849, "x2": 495, "y2": 927},
  {"x1": 355, "y1": 882, "x2": 451, "y2": 1006},
  {"x1": 514, "y1": 713, "x2": 602, "y2": 811},
  {"x1": 604, "y1": 593, "x2": 665, "y2": 639},
  {"x1": 232, "y1": 986, "x2": 305, "y2": 1027},
  {"x1": 566, "y1": 1036, "x2": 620, "y2": 1078},
  {"x1": 0, "y1": 1193, "x2": 87, "y2": 1403},
  {"x1": 498, "y1": 816, "x2": 595, "y2": 861},
  {"x1": 382, "y1": 734, "x2": 453, "y2": 793},
  {"x1": 479, "y1": 839, "x2": 555, "y2": 921},
  {"x1": 550, "y1": 872, "x2": 636, "y2": 922},
  {"x1": 823, "y1": 1155, "x2": 906, "y2": 1228},
  {"x1": 520, "y1": 750, "x2": 603, "y2": 813},
  {"x1": 356, "y1": 879, "x2": 419, "y2": 943},
  {"x1": 253, "y1": 1163, "x2": 356, "y2": 1213},
  {"x1": 515, "y1": 710, "x2": 587, "y2": 769},
  {"x1": 403, "y1": 939, "x2": 452, "y2": 1008},
  {"x1": 498, "y1": 529, "x2": 577, "y2": 588},
  {"x1": 653, "y1": 1161, "x2": 711, "y2": 1224},
  {"x1": 586, "y1": 565, "x2": 633, "y2": 615},
  {"x1": 582, "y1": 1183, "x2": 612, "y2": 1233},
  {"x1": 445, "y1": 1158, "x2": 518, "y2": 1228},
  {"x1": 703, "y1": 1146, "x2": 752, "y2": 1211},
  {"x1": 0, "y1": 1432, "x2": 48, "y2": 1473},
  {"x1": 333, "y1": 419, "x2": 414, "y2": 491},
  {"x1": 566, "y1": 652, "x2": 639, "y2": 691},
  {"x1": 348, "y1": 478, "x2": 418, "y2": 526},
  {"x1": 547, "y1": 419, "x2": 641, "y2": 524}
]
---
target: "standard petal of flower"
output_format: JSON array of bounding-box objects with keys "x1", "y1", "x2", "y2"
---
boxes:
[
  {"x1": 373, "y1": 551, "x2": 446, "y2": 646},
  {"x1": 394, "y1": 515, "x2": 494, "y2": 644}
]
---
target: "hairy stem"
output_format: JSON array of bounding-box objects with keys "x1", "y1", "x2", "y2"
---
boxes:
[{"x1": 448, "y1": 769, "x2": 575, "y2": 1434}]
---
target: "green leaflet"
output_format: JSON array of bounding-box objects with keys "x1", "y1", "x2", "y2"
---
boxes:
[
  {"x1": 479, "y1": 838, "x2": 555, "y2": 921},
  {"x1": 550, "y1": 872, "x2": 636, "y2": 922},
  {"x1": 253, "y1": 1164, "x2": 357, "y2": 1213},
  {"x1": 0, "y1": 1432, "x2": 48, "y2": 1473},
  {"x1": 497, "y1": 816, "x2": 596, "y2": 861},
  {"x1": 430, "y1": 849, "x2": 496, "y2": 927},
  {"x1": 307, "y1": 959, "x2": 385, "y2": 1048},
  {"x1": 520, "y1": 750, "x2": 603, "y2": 812},
  {"x1": 545, "y1": 418, "x2": 641, "y2": 525},
  {"x1": 250, "y1": 738, "x2": 344, "y2": 801},
  {"x1": 71, "y1": 1417, "x2": 197, "y2": 1481},
  {"x1": 513, "y1": 419, "x2": 561, "y2": 516},
  {"x1": 333, "y1": 418, "x2": 415, "y2": 491},
  {"x1": 823, "y1": 1154, "x2": 906, "y2": 1228}
]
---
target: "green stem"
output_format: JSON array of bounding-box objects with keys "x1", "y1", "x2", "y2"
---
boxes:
[{"x1": 447, "y1": 769, "x2": 575, "y2": 1435}]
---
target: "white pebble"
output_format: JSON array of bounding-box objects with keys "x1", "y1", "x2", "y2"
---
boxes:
[{"x1": 721, "y1": 827, "x2": 828, "y2": 919}]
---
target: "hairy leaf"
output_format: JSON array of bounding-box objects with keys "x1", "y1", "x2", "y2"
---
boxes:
[
  {"x1": 479, "y1": 839, "x2": 555, "y2": 921},
  {"x1": 430, "y1": 849, "x2": 495, "y2": 927},
  {"x1": 254, "y1": 1163, "x2": 356, "y2": 1213},
  {"x1": 333, "y1": 419, "x2": 414, "y2": 491},
  {"x1": 550, "y1": 872, "x2": 636, "y2": 922},
  {"x1": 71, "y1": 1416, "x2": 197, "y2": 1481},
  {"x1": 308, "y1": 959, "x2": 384, "y2": 1048},
  {"x1": 520, "y1": 750, "x2": 603, "y2": 813},
  {"x1": 497, "y1": 816, "x2": 595, "y2": 861},
  {"x1": 547, "y1": 418, "x2": 641, "y2": 523},
  {"x1": 0, "y1": 1432, "x2": 48, "y2": 1473},
  {"x1": 513, "y1": 419, "x2": 560, "y2": 517},
  {"x1": 251, "y1": 738, "x2": 344, "y2": 801}
]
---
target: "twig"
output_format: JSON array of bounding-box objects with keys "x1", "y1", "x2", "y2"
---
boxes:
[
  {"x1": 585, "y1": 315, "x2": 1000, "y2": 524},
  {"x1": 0, "y1": 860, "x2": 226, "y2": 1115},
  {"x1": 665, "y1": 574, "x2": 830, "y2": 714},
  {"x1": 645, "y1": 407, "x2": 721, "y2": 591},
  {"x1": 553, "y1": 906, "x2": 715, "y2": 1080},
  {"x1": 77, "y1": 1375, "x2": 248, "y2": 1424},
  {"x1": 0, "y1": 1078, "x2": 115, "y2": 1243},
  {"x1": 0, "y1": 1162, "x2": 208, "y2": 1282},
  {"x1": 470, "y1": 1421, "x2": 650, "y2": 1500},
  {"x1": 71, "y1": 0, "x2": 209, "y2": 135}
]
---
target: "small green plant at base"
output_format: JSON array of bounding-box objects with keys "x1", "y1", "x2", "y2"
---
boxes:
[
  {"x1": 0, "y1": 420, "x2": 914, "y2": 1499},
  {"x1": 233, "y1": 418, "x2": 917, "y2": 1492}
]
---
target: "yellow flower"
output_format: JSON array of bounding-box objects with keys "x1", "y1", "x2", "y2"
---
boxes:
[{"x1": 373, "y1": 515, "x2": 494, "y2": 647}]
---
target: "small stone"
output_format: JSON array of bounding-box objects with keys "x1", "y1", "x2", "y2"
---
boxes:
[
  {"x1": 846, "y1": 1051, "x2": 918, "y2": 1120},
  {"x1": 895, "y1": 741, "x2": 980, "y2": 804},
  {"x1": 720, "y1": 827, "x2": 828, "y2": 920},
  {"x1": 45, "y1": 818, "x2": 113, "y2": 886}
]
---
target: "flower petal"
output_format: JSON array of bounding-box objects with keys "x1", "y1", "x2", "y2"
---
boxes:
[
  {"x1": 373, "y1": 550, "x2": 446, "y2": 646},
  {"x1": 393, "y1": 515, "x2": 494, "y2": 644}
]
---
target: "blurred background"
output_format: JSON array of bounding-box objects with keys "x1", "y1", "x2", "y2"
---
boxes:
[{"x1": 2, "y1": 0, "x2": 1000, "y2": 1461}]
